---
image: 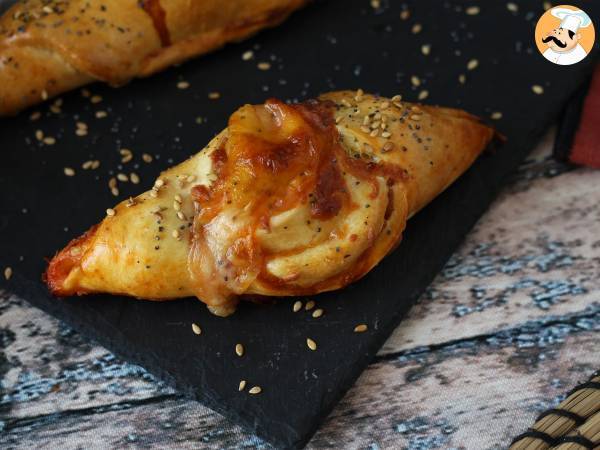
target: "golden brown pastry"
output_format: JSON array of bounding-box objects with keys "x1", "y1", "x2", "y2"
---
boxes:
[
  {"x1": 46, "y1": 90, "x2": 495, "y2": 316},
  {"x1": 0, "y1": 0, "x2": 306, "y2": 116}
]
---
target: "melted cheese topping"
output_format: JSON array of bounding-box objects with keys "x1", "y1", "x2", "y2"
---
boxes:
[{"x1": 187, "y1": 99, "x2": 406, "y2": 315}]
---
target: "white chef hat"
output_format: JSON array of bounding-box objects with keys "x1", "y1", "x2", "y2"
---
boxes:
[{"x1": 551, "y1": 7, "x2": 592, "y2": 33}]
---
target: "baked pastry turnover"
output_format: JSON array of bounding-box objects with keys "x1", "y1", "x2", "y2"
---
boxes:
[
  {"x1": 46, "y1": 91, "x2": 495, "y2": 316},
  {"x1": 0, "y1": 0, "x2": 306, "y2": 116}
]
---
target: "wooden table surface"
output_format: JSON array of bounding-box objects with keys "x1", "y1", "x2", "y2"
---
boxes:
[{"x1": 1, "y1": 129, "x2": 599, "y2": 449}]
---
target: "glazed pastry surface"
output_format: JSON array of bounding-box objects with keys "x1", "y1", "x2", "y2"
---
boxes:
[
  {"x1": 0, "y1": 0, "x2": 306, "y2": 115},
  {"x1": 46, "y1": 90, "x2": 495, "y2": 316}
]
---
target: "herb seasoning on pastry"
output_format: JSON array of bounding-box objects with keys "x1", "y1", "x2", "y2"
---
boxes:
[
  {"x1": 46, "y1": 90, "x2": 495, "y2": 316},
  {"x1": 0, "y1": 0, "x2": 307, "y2": 116}
]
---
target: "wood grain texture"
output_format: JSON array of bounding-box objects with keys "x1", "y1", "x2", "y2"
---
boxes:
[{"x1": 1, "y1": 131, "x2": 599, "y2": 448}]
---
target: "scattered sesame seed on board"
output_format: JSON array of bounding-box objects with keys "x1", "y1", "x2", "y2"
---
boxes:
[
  {"x1": 421, "y1": 44, "x2": 431, "y2": 56},
  {"x1": 64, "y1": 167, "x2": 75, "y2": 177},
  {"x1": 111, "y1": 187, "x2": 119, "y2": 197},
  {"x1": 235, "y1": 343, "x2": 244, "y2": 357},
  {"x1": 506, "y1": 2, "x2": 518, "y2": 13},
  {"x1": 130, "y1": 173, "x2": 140, "y2": 184},
  {"x1": 90, "y1": 95, "x2": 102, "y2": 104},
  {"x1": 249, "y1": 386, "x2": 262, "y2": 395},
  {"x1": 312, "y1": 308, "x2": 324, "y2": 318},
  {"x1": 491, "y1": 111, "x2": 503, "y2": 120},
  {"x1": 354, "y1": 324, "x2": 368, "y2": 333},
  {"x1": 82, "y1": 160, "x2": 93, "y2": 170},
  {"x1": 257, "y1": 62, "x2": 271, "y2": 71},
  {"x1": 142, "y1": 153, "x2": 153, "y2": 163},
  {"x1": 458, "y1": 74, "x2": 467, "y2": 84},
  {"x1": 418, "y1": 90, "x2": 429, "y2": 100},
  {"x1": 35, "y1": 130, "x2": 44, "y2": 141},
  {"x1": 411, "y1": 23, "x2": 422, "y2": 34},
  {"x1": 43, "y1": 136, "x2": 56, "y2": 145},
  {"x1": 400, "y1": 10, "x2": 410, "y2": 20},
  {"x1": 305, "y1": 300, "x2": 315, "y2": 311},
  {"x1": 411, "y1": 75, "x2": 421, "y2": 87},
  {"x1": 238, "y1": 380, "x2": 247, "y2": 391},
  {"x1": 306, "y1": 338, "x2": 317, "y2": 351},
  {"x1": 370, "y1": 0, "x2": 380, "y2": 9},
  {"x1": 191, "y1": 323, "x2": 202, "y2": 335},
  {"x1": 154, "y1": 178, "x2": 165, "y2": 188},
  {"x1": 30, "y1": 111, "x2": 41, "y2": 121},
  {"x1": 177, "y1": 81, "x2": 190, "y2": 90},
  {"x1": 467, "y1": 59, "x2": 479, "y2": 70},
  {"x1": 172, "y1": 229, "x2": 180, "y2": 239},
  {"x1": 293, "y1": 300, "x2": 302, "y2": 312},
  {"x1": 242, "y1": 50, "x2": 254, "y2": 61},
  {"x1": 532, "y1": 85, "x2": 544, "y2": 95},
  {"x1": 4, "y1": 267, "x2": 12, "y2": 280},
  {"x1": 106, "y1": 208, "x2": 116, "y2": 217},
  {"x1": 41, "y1": 89, "x2": 48, "y2": 100},
  {"x1": 177, "y1": 211, "x2": 186, "y2": 221},
  {"x1": 120, "y1": 149, "x2": 133, "y2": 163},
  {"x1": 95, "y1": 110, "x2": 108, "y2": 119},
  {"x1": 208, "y1": 92, "x2": 221, "y2": 100},
  {"x1": 465, "y1": 6, "x2": 480, "y2": 15},
  {"x1": 75, "y1": 128, "x2": 88, "y2": 137},
  {"x1": 117, "y1": 173, "x2": 128, "y2": 182}
]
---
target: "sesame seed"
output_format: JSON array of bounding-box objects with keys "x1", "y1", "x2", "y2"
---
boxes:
[
  {"x1": 130, "y1": 173, "x2": 140, "y2": 184},
  {"x1": 76, "y1": 121, "x2": 88, "y2": 129},
  {"x1": 305, "y1": 300, "x2": 315, "y2": 311},
  {"x1": 111, "y1": 187, "x2": 119, "y2": 197},
  {"x1": 95, "y1": 110, "x2": 107, "y2": 118},
  {"x1": 491, "y1": 111, "x2": 503, "y2": 120},
  {"x1": 41, "y1": 90, "x2": 48, "y2": 100},
  {"x1": 90, "y1": 95, "x2": 102, "y2": 104},
  {"x1": 369, "y1": 128, "x2": 379, "y2": 137},
  {"x1": 506, "y1": 2, "x2": 518, "y2": 13},
  {"x1": 81, "y1": 88, "x2": 91, "y2": 98},
  {"x1": 370, "y1": 0, "x2": 380, "y2": 9},
  {"x1": 154, "y1": 178, "x2": 165, "y2": 188},
  {"x1": 293, "y1": 301, "x2": 303, "y2": 312},
  {"x1": 249, "y1": 386, "x2": 262, "y2": 395},
  {"x1": 467, "y1": 59, "x2": 479, "y2": 70},
  {"x1": 4, "y1": 267, "x2": 12, "y2": 280},
  {"x1": 126, "y1": 197, "x2": 136, "y2": 207},
  {"x1": 411, "y1": 75, "x2": 421, "y2": 87},
  {"x1": 64, "y1": 167, "x2": 75, "y2": 177},
  {"x1": 465, "y1": 6, "x2": 480, "y2": 15},
  {"x1": 381, "y1": 131, "x2": 392, "y2": 138},
  {"x1": 172, "y1": 229, "x2": 180, "y2": 239},
  {"x1": 532, "y1": 85, "x2": 544, "y2": 95},
  {"x1": 458, "y1": 74, "x2": 466, "y2": 84},
  {"x1": 257, "y1": 62, "x2": 271, "y2": 70},
  {"x1": 192, "y1": 323, "x2": 202, "y2": 335},
  {"x1": 91, "y1": 160, "x2": 100, "y2": 169},
  {"x1": 177, "y1": 211, "x2": 186, "y2": 221},
  {"x1": 354, "y1": 324, "x2": 368, "y2": 333},
  {"x1": 177, "y1": 81, "x2": 190, "y2": 89},
  {"x1": 173, "y1": 201, "x2": 181, "y2": 211},
  {"x1": 306, "y1": 338, "x2": 317, "y2": 351},
  {"x1": 82, "y1": 160, "x2": 94, "y2": 170},
  {"x1": 235, "y1": 343, "x2": 244, "y2": 357},
  {"x1": 50, "y1": 105, "x2": 61, "y2": 114},
  {"x1": 35, "y1": 130, "x2": 44, "y2": 141},
  {"x1": 360, "y1": 125, "x2": 370, "y2": 133},
  {"x1": 120, "y1": 148, "x2": 133, "y2": 163},
  {"x1": 335, "y1": 115, "x2": 343, "y2": 124},
  {"x1": 149, "y1": 190, "x2": 158, "y2": 198},
  {"x1": 43, "y1": 136, "x2": 56, "y2": 145},
  {"x1": 400, "y1": 10, "x2": 410, "y2": 20},
  {"x1": 117, "y1": 173, "x2": 128, "y2": 182},
  {"x1": 109, "y1": 177, "x2": 117, "y2": 189},
  {"x1": 142, "y1": 153, "x2": 153, "y2": 163},
  {"x1": 418, "y1": 90, "x2": 429, "y2": 100},
  {"x1": 370, "y1": 121, "x2": 381, "y2": 129},
  {"x1": 411, "y1": 23, "x2": 422, "y2": 34},
  {"x1": 106, "y1": 208, "x2": 116, "y2": 217},
  {"x1": 312, "y1": 308, "x2": 324, "y2": 318},
  {"x1": 208, "y1": 92, "x2": 221, "y2": 100},
  {"x1": 382, "y1": 142, "x2": 394, "y2": 153},
  {"x1": 238, "y1": 380, "x2": 247, "y2": 391},
  {"x1": 30, "y1": 111, "x2": 41, "y2": 121},
  {"x1": 174, "y1": 194, "x2": 182, "y2": 203},
  {"x1": 75, "y1": 128, "x2": 88, "y2": 136},
  {"x1": 242, "y1": 50, "x2": 254, "y2": 61},
  {"x1": 421, "y1": 44, "x2": 431, "y2": 55}
]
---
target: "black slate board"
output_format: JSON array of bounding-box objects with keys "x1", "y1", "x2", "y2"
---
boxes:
[{"x1": 1, "y1": 0, "x2": 599, "y2": 447}]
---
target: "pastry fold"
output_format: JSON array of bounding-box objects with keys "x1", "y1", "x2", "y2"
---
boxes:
[
  {"x1": 46, "y1": 91, "x2": 495, "y2": 316},
  {"x1": 0, "y1": 0, "x2": 306, "y2": 116}
]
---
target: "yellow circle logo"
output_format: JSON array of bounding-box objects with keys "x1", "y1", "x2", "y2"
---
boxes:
[{"x1": 535, "y1": 5, "x2": 595, "y2": 65}]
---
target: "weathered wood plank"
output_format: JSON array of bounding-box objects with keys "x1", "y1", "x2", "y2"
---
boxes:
[{"x1": 2, "y1": 310, "x2": 597, "y2": 449}]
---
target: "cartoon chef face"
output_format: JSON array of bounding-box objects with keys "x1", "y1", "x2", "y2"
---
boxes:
[{"x1": 542, "y1": 27, "x2": 581, "y2": 52}]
